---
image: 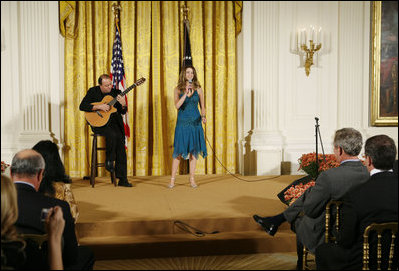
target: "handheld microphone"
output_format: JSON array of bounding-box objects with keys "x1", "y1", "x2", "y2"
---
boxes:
[{"x1": 188, "y1": 79, "x2": 193, "y2": 92}]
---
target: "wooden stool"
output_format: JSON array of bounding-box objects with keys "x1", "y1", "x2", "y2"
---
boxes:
[{"x1": 88, "y1": 133, "x2": 116, "y2": 187}]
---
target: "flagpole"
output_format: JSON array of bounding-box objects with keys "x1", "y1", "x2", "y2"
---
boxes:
[
  {"x1": 180, "y1": 4, "x2": 191, "y2": 175},
  {"x1": 112, "y1": 3, "x2": 122, "y2": 44}
]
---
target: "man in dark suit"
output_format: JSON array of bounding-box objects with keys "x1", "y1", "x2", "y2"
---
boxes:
[
  {"x1": 315, "y1": 134, "x2": 398, "y2": 270},
  {"x1": 11, "y1": 149, "x2": 95, "y2": 270},
  {"x1": 253, "y1": 128, "x2": 370, "y2": 258},
  {"x1": 80, "y1": 74, "x2": 132, "y2": 187}
]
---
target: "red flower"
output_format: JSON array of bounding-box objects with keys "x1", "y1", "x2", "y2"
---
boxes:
[
  {"x1": 284, "y1": 180, "x2": 316, "y2": 205},
  {"x1": 298, "y1": 153, "x2": 339, "y2": 179},
  {"x1": 1, "y1": 161, "x2": 10, "y2": 173}
]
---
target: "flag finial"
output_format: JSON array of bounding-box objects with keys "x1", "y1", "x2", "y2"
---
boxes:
[
  {"x1": 181, "y1": 4, "x2": 189, "y2": 22},
  {"x1": 112, "y1": 3, "x2": 121, "y2": 21}
]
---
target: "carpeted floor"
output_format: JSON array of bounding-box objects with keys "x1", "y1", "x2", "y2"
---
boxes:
[
  {"x1": 71, "y1": 174, "x2": 304, "y2": 263},
  {"x1": 93, "y1": 252, "x2": 302, "y2": 270},
  {"x1": 72, "y1": 174, "x2": 300, "y2": 225}
]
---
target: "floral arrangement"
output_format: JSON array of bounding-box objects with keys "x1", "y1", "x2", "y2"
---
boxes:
[
  {"x1": 281, "y1": 153, "x2": 340, "y2": 205},
  {"x1": 284, "y1": 180, "x2": 316, "y2": 205},
  {"x1": 298, "y1": 153, "x2": 339, "y2": 179},
  {"x1": 1, "y1": 161, "x2": 10, "y2": 173}
]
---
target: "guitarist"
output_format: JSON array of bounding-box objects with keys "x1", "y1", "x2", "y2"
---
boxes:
[{"x1": 79, "y1": 74, "x2": 132, "y2": 187}]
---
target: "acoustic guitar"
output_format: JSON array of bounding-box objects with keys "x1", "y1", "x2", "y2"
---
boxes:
[{"x1": 85, "y1": 77, "x2": 146, "y2": 127}]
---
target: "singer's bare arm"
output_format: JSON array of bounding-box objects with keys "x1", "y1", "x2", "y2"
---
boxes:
[
  {"x1": 174, "y1": 87, "x2": 188, "y2": 110},
  {"x1": 197, "y1": 88, "x2": 206, "y2": 123}
]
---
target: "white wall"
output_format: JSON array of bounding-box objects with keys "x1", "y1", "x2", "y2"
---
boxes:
[
  {"x1": 1, "y1": 1, "x2": 64, "y2": 162},
  {"x1": 237, "y1": 1, "x2": 398, "y2": 175},
  {"x1": 1, "y1": 1, "x2": 397, "y2": 175}
]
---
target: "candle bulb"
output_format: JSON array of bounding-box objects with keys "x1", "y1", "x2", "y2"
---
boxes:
[
  {"x1": 305, "y1": 28, "x2": 309, "y2": 46},
  {"x1": 311, "y1": 25, "x2": 315, "y2": 41},
  {"x1": 290, "y1": 32, "x2": 295, "y2": 51},
  {"x1": 300, "y1": 30, "x2": 304, "y2": 45},
  {"x1": 318, "y1": 27, "x2": 322, "y2": 45}
]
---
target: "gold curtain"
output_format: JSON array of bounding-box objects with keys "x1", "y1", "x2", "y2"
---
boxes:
[{"x1": 60, "y1": 1, "x2": 242, "y2": 177}]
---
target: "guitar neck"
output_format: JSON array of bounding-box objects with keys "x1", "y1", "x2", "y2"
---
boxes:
[{"x1": 107, "y1": 83, "x2": 137, "y2": 107}]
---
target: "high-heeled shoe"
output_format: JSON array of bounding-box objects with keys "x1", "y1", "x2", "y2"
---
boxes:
[
  {"x1": 189, "y1": 177, "x2": 197, "y2": 188},
  {"x1": 168, "y1": 177, "x2": 175, "y2": 188}
]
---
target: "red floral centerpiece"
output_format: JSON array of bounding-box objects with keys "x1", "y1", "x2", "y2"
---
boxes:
[
  {"x1": 1, "y1": 161, "x2": 10, "y2": 173},
  {"x1": 298, "y1": 153, "x2": 339, "y2": 179},
  {"x1": 283, "y1": 180, "x2": 316, "y2": 205},
  {"x1": 279, "y1": 153, "x2": 340, "y2": 206}
]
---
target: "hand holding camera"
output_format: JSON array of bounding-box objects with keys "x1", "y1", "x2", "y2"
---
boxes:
[{"x1": 42, "y1": 206, "x2": 65, "y2": 243}]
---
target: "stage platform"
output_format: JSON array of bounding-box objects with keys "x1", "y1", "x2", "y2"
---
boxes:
[{"x1": 72, "y1": 174, "x2": 302, "y2": 260}]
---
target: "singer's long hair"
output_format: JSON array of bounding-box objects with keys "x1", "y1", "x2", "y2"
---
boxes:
[{"x1": 177, "y1": 66, "x2": 201, "y2": 93}]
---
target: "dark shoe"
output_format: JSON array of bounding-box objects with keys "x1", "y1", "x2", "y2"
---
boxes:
[
  {"x1": 253, "y1": 215, "x2": 278, "y2": 236},
  {"x1": 105, "y1": 160, "x2": 114, "y2": 173},
  {"x1": 118, "y1": 178, "x2": 133, "y2": 187}
]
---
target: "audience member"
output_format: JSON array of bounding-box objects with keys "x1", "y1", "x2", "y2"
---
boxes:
[
  {"x1": 252, "y1": 128, "x2": 370, "y2": 266},
  {"x1": 32, "y1": 140, "x2": 79, "y2": 222},
  {"x1": 1, "y1": 174, "x2": 64, "y2": 270},
  {"x1": 10, "y1": 149, "x2": 95, "y2": 270},
  {"x1": 316, "y1": 134, "x2": 398, "y2": 270}
]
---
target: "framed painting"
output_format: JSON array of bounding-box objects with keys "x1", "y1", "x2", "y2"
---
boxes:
[{"x1": 370, "y1": 1, "x2": 398, "y2": 126}]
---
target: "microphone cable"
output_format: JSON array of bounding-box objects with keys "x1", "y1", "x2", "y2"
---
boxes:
[
  {"x1": 203, "y1": 122, "x2": 281, "y2": 182},
  {"x1": 173, "y1": 220, "x2": 219, "y2": 237}
]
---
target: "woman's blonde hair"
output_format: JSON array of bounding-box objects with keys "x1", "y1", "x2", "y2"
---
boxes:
[
  {"x1": 1, "y1": 174, "x2": 20, "y2": 240},
  {"x1": 177, "y1": 66, "x2": 201, "y2": 93}
]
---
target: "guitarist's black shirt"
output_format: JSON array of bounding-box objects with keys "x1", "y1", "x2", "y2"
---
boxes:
[{"x1": 80, "y1": 86, "x2": 127, "y2": 133}]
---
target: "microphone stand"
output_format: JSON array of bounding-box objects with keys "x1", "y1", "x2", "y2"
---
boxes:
[{"x1": 315, "y1": 117, "x2": 326, "y2": 178}]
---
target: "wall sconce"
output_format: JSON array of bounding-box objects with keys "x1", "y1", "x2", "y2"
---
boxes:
[{"x1": 291, "y1": 26, "x2": 322, "y2": 76}]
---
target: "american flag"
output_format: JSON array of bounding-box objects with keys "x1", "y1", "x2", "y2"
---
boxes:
[{"x1": 110, "y1": 20, "x2": 130, "y2": 148}]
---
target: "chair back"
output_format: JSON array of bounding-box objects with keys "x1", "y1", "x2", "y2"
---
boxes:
[
  {"x1": 325, "y1": 200, "x2": 343, "y2": 243},
  {"x1": 362, "y1": 222, "x2": 398, "y2": 270},
  {"x1": 302, "y1": 200, "x2": 343, "y2": 270}
]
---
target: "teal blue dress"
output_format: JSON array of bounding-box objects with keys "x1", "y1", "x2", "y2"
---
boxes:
[{"x1": 173, "y1": 90, "x2": 207, "y2": 160}]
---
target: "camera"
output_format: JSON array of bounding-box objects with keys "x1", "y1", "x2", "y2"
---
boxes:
[{"x1": 41, "y1": 208, "x2": 51, "y2": 222}]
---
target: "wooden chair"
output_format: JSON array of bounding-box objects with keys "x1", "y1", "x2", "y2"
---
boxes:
[
  {"x1": 302, "y1": 200, "x2": 343, "y2": 270},
  {"x1": 84, "y1": 133, "x2": 116, "y2": 187},
  {"x1": 362, "y1": 222, "x2": 398, "y2": 270}
]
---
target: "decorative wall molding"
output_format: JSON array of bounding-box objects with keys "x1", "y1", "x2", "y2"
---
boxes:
[
  {"x1": 237, "y1": 1, "x2": 398, "y2": 176},
  {"x1": 1, "y1": 1, "x2": 64, "y2": 163}
]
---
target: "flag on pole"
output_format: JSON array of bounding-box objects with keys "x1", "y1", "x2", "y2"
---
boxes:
[
  {"x1": 182, "y1": 18, "x2": 193, "y2": 69},
  {"x1": 110, "y1": 18, "x2": 130, "y2": 148}
]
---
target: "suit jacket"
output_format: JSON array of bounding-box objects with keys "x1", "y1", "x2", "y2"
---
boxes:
[
  {"x1": 15, "y1": 183, "x2": 78, "y2": 267},
  {"x1": 284, "y1": 160, "x2": 370, "y2": 253},
  {"x1": 79, "y1": 86, "x2": 127, "y2": 134},
  {"x1": 316, "y1": 171, "x2": 398, "y2": 269}
]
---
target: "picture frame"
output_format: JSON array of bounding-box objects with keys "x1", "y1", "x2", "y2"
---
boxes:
[{"x1": 370, "y1": 1, "x2": 398, "y2": 126}]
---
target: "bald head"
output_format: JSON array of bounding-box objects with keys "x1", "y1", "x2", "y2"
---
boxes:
[{"x1": 11, "y1": 149, "x2": 45, "y2": 177}]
